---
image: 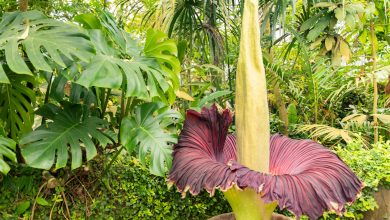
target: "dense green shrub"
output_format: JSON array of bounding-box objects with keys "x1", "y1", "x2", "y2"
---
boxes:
[
  {"x1": 89, "y1": 156, "x2": 231, "y2": 220},
  {"x1": 0, "y1": 155, "x2": 231, "y2": 220}
]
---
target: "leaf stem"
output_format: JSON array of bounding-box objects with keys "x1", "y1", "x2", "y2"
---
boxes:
[
  {"x1": 125, "y1": 97, "x2": 134, "y2": 117},
  {"x1": 100, "y1": 89, "x2": 111, "y2": 119},
  {"x1": 103, "y1": 146, "x2": 124, "y2": 176},
  {"x1": 42, "y1": 72, "x2": 54, "y2": 124}
]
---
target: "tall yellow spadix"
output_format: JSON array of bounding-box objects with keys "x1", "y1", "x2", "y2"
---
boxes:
[{"x1": 235, "y1": 0, "x2": 270, "y2": 172}]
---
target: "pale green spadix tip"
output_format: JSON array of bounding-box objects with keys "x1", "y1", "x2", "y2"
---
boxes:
[
  {"x1": 225, "y1": 0, "x2": 276, "y2": 219},
  {"x1": 235, "y1": 0, "x2": 270, "y2": 172}
]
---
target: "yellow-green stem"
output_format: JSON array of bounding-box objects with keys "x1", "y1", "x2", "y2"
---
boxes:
[{"x1": 224, "y1": 189, "x2": 277, "y2": 220}]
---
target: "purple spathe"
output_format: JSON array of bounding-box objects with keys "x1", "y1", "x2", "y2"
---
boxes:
[{"x1": 168, "y1": 105, "x2": 363, "y2": 220}]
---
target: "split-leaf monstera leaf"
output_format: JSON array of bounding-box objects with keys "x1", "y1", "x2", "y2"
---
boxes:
[{"x1": 168, "y1": 105, "x2": 363, "y2": 219}]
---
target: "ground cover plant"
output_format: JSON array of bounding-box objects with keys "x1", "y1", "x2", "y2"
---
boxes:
[{"x1": 0, "y1": 0, "x2": 389, "y2": 219}]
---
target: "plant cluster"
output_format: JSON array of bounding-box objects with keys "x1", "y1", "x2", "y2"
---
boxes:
[
  {"x1": 331, "y1": 140, "x2": 390, "y2": 219},
  {"x1": 0, "y1": 156, "x2": 231, "y2": 219}
]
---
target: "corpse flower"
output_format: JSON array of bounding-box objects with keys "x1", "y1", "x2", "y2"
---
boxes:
[
  {"x1": 168, "y1": 0, "x2": 363, "y2": 219},
  {"x1": 168, "y1": 105, "x2": 363, "y2": 219}
]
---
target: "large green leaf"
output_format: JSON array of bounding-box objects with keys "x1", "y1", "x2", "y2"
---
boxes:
[
  {"x1": 0, "y1": 135, "x2": 16, "y2": 175},
  {"x1": 144, "y1": 29, "x2": 180, "y2": 89},
  {"x1": 120, "y1": 103, "x2": 180, "y2": 176},
  {"x1": 74, "y1": 12, "x2": 179, "y2": 103},
  {"x1": 0, "y1": 72, "x2": 35, "y2": 139},
  {"x1": 20, "y1": 104, "x2": 111, "y2": 170},
  {"x1": 76, "y1": 29, "x2": 172, "y2": 100},
  {"x1": 0, "y1": 11, "x2": 94, "y2": 81}
]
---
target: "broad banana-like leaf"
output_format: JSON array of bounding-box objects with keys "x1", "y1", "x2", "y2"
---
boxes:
[
  {"x1": 168, "y1": 105, "x2": 363, "y2": 220},
  {"x1": 0, "y1": 135, "x2": 16, "y2": 175},
  {"x1": 120, "y1": 103, "x2": 181, "y2": 176},
  {"x1": 0, "y1": 11, "x2": 94, "y2": 80},
  {"x1": 20, "y1": 104, "x2": 111, "y2": 170}
]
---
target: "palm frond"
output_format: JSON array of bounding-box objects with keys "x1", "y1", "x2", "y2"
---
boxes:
[{"x1": 297, "y1": 124, "x2": 367, "y2": 146}]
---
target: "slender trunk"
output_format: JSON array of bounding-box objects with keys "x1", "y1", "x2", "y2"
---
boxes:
[
  {"x1": 235, "y1": 0, "x2": 270, "y2": 172},
  {"x1": 266, "y1": 19, "x2": 288, "y2": 136},
  {"x1": 273, "y1": 82, "x2": 289, "y2": 135},
  {"x1": 370, "y1": 22, "x2": 378, "y2": 143},
  {"x1": 224, "y1": 13, "x2": 233, "y2": 106},
  {"x1": 19, "y1": 0, "x2": 28, "y2": 11}
]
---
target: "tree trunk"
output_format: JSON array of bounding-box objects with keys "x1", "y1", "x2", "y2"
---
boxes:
[
  {"x1": 19, "y1": 0, "x2": 28, "y2": 12},
  {"x1": 273, "y1": 82, "x2": 289, "y2": 136},
  {"x1": 370, "y1": 22, "x2": 378, "y2": 144}
]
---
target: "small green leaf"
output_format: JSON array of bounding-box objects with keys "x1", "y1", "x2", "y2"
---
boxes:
[
  {"x1": 301, "y1": 14, "x2": 322, "y2": 32},
  {"x1": 307, "y1": 17, "x2": 330, "y2": 42},
  {"x1": 345, "y1": 14, "x2": 355, "y2": 29},
  {"x1": 287, "y1": 104, "x2": 298, "y2": 124},
  {"x1": 192, "y1": 90, "x2": 232, "y2": 109},
  {"x1": 36, "y1": 197, "x2": 50, "y2": 206},
  {"x1": 325, "y1": 37, "x2": 335, "y2": 51},
  {"x1": 310, "y1": 37, "x2": 325, "y2": 50},
  {"x1": 335, "y1": 8, "x2": 346, "y2": 21},
  {"x1": 16, "y1": 201, "x2": 30, "y2": 215},
  {"x1": 339, "y1": 40, "x2": 351, "y2": 60},
  {"x1": 359, "y1": 30, "x2": 368, "y2": 44}
]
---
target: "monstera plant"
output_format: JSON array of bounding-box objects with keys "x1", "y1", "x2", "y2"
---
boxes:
[{"x1": 168, "y1": 0, "x2": 363, "y2": 219}]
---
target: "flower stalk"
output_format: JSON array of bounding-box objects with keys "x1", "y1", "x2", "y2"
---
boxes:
[{"x1": 224, "y1": 189, "x2": 277, "y2": 220}]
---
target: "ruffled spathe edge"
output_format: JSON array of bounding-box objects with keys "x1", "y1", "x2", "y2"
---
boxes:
[{"x1": 168, "y1": 105, "x2": 363, "y2": 219}]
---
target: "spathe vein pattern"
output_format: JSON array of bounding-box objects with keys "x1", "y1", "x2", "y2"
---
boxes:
[{"x1": 168, "y1": 105, "x2": 363, "y2": 219}]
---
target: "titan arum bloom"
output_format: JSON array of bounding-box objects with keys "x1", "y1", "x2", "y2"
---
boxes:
[
  {"x1": 168, "y1": 105, "x2": 363, "y2": 219},
  {"x1": 168, "y1": 0, "x2": 363, "y2": 219}
]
